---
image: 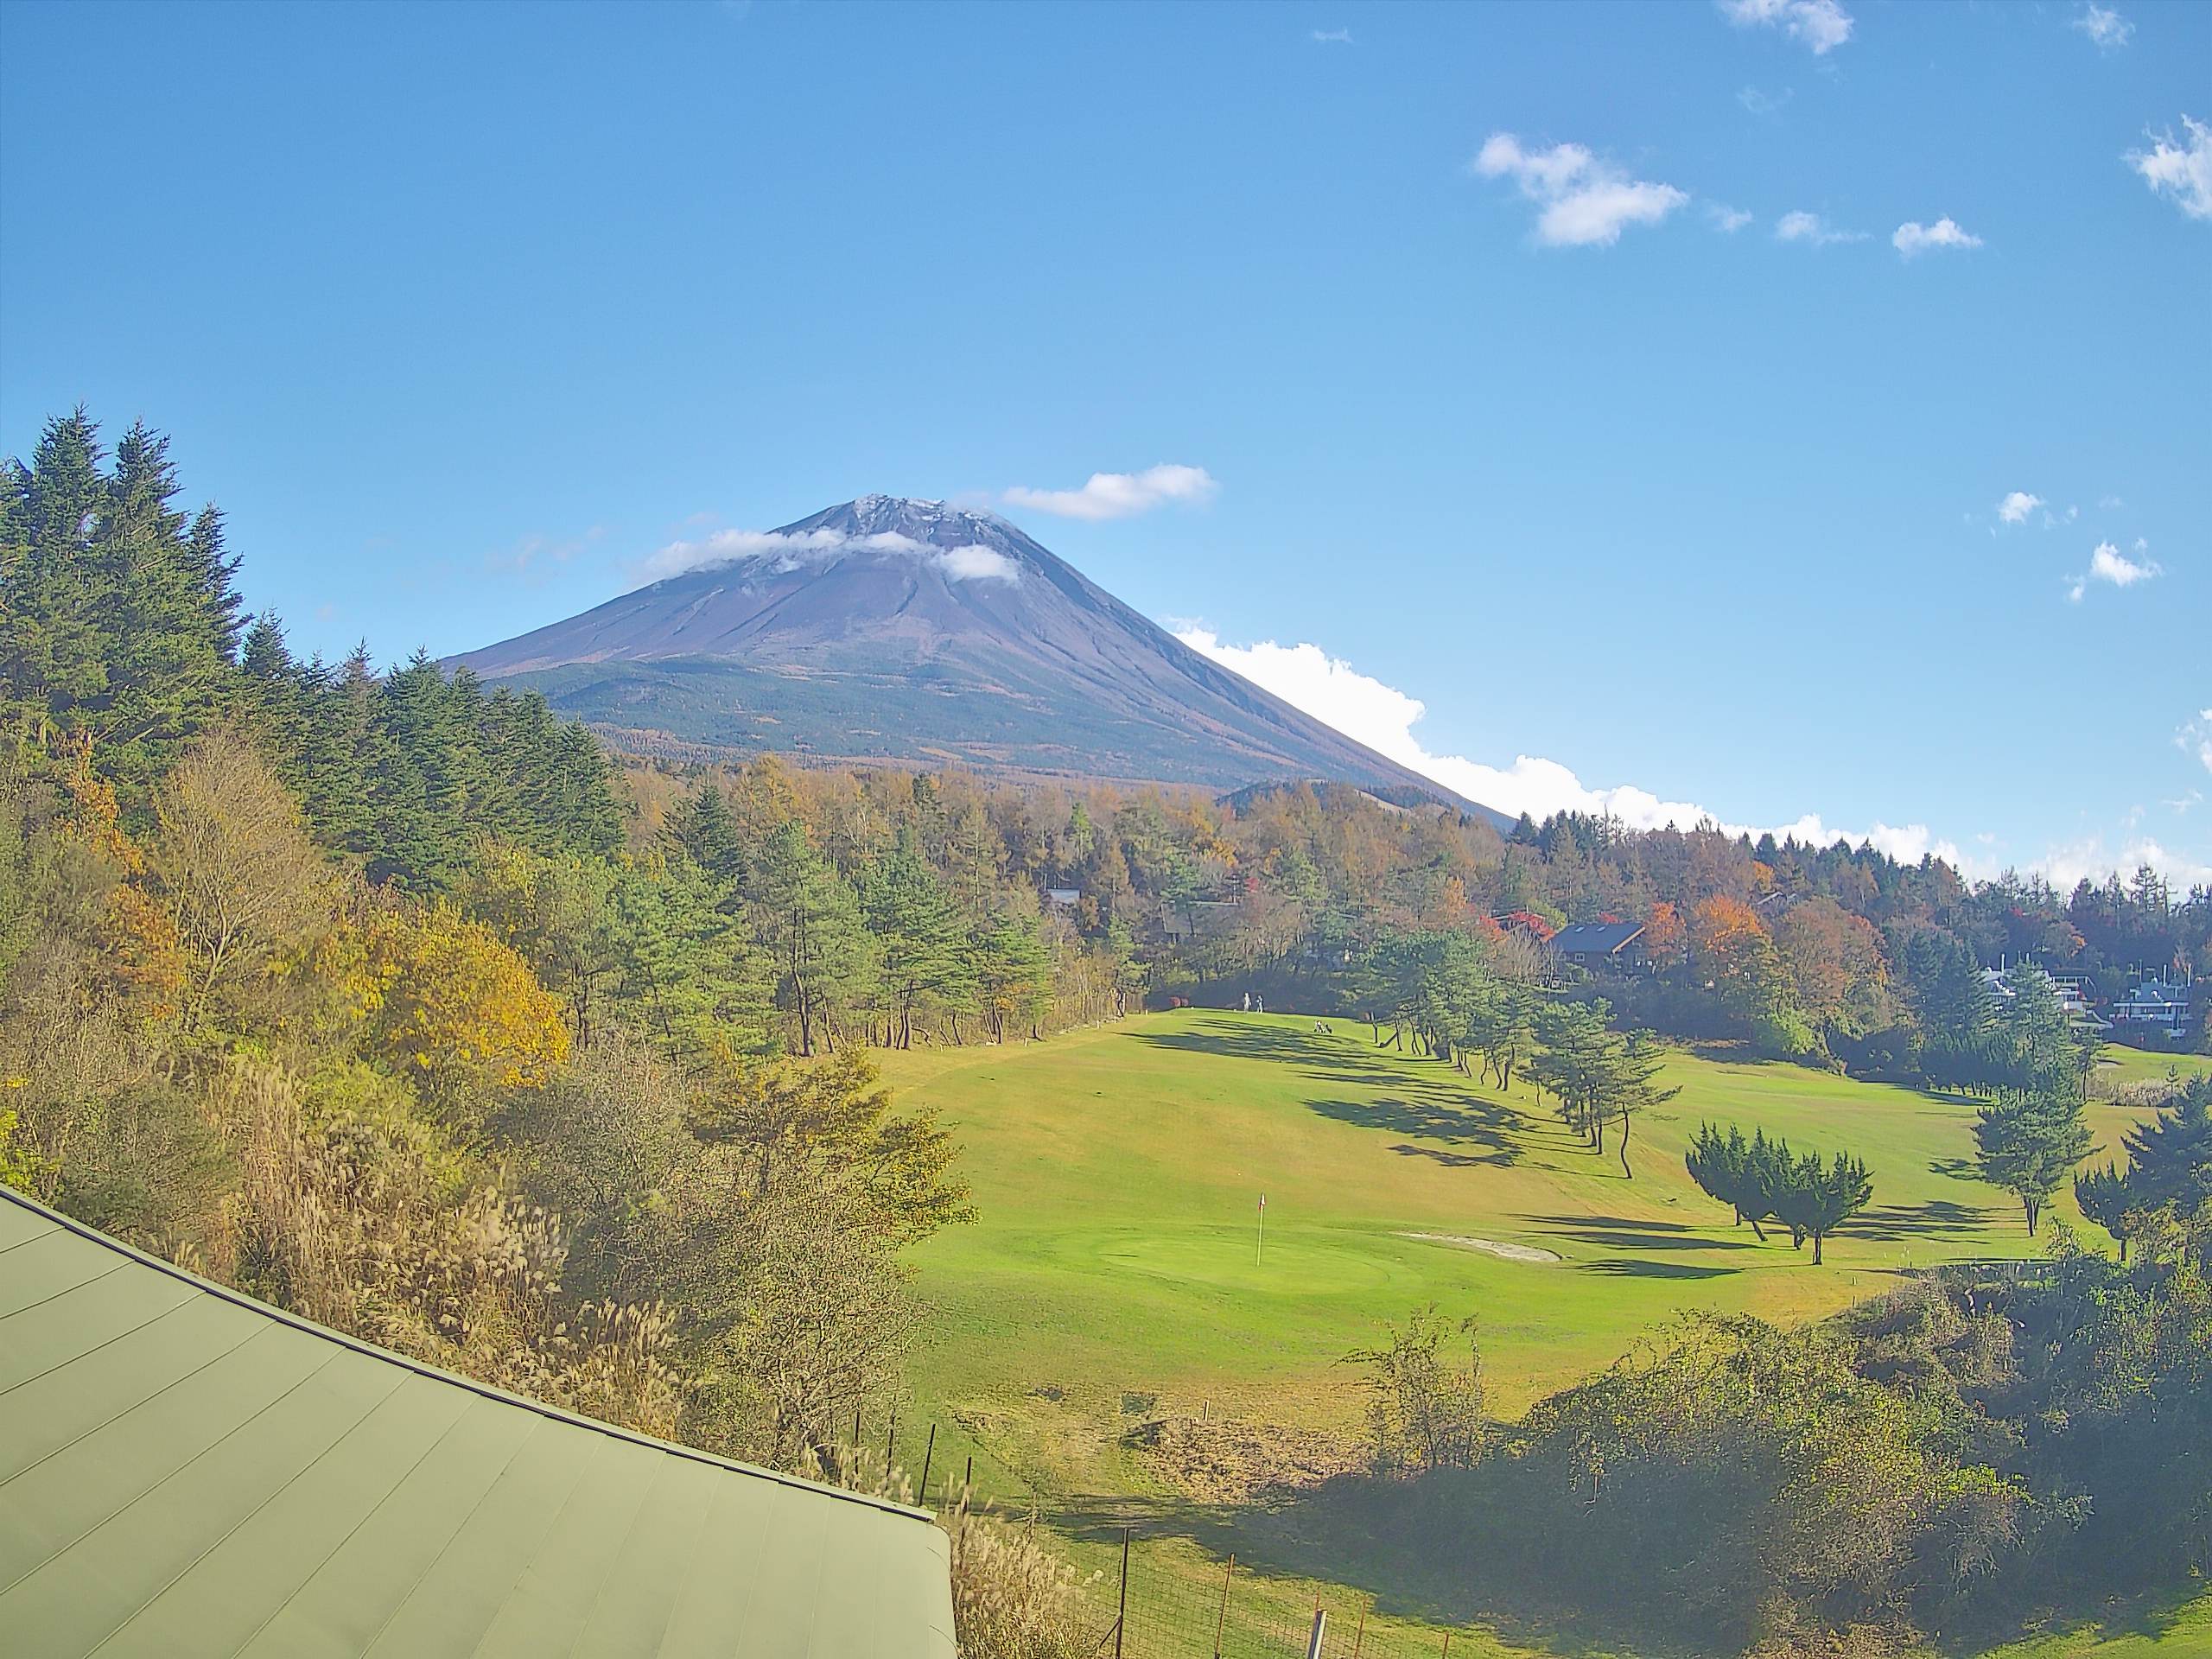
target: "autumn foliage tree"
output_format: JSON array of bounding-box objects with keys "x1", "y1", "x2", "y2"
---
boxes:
[{"x1": 363, "y1": 902, "x2": 572, "y2": 1102}]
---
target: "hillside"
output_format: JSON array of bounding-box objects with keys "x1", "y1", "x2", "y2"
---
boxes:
[{"x1": 452, "y1": 497, "x2": 1512, "y2": 827}]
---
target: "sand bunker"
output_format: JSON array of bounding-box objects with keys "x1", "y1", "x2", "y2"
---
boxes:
[{"x1": 1400, "y1": 1231, "x2": 1562, "y2": 1264}]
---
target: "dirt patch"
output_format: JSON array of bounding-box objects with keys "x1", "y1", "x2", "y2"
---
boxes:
[
  {"x1": 1399, "y1": 1230, "x2": 1562, "y2": 1263},
  {"x1": 1124, "y1": 1415, "x2": 1364, "y2": 1504}
]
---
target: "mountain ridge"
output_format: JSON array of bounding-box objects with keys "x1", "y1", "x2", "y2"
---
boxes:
[{"x1": 452, "y1": 498, "x2": 1511, "y2": 829}]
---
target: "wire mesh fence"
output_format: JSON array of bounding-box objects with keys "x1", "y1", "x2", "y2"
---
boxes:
[
  {"x1": 1088, "y1": 1532, "x2": 1465, "y2": 1659},
  {"x1": 824, "y1": 1414, "x2": 1466, "y2": 1658}
]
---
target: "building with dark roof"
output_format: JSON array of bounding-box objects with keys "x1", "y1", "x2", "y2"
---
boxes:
[{"x1": 1550, "y1": 921, "x2": 1648, "y2": 972}]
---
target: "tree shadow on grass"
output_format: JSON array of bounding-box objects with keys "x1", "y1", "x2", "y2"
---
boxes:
[
  {"x1": 1135, "y1": 1020, "x2": 1529, "y2": 1167},
  {"x1": 1847, "y1": 1199, "x2": 1995, "y2": 1243},
  {"x1": 1306, "y1": 1096, "x2": 1521, "y2": 1166},
  {"x1": 1386, "y1": 1141, "x2": 1517, "y2": 1169},
  {"x1": 1043, "y1": 1475, "x2": 1718, "y2": 1659},
  {"x1": 1518, "y1": 1214, "x2": 1758, "y2": 1255},
  {"x1": 1045, "y1": 1471, "x2": 2211, "y2": 1659},
  {"x1": 1578, "y1": 1259, "x2": 1736, "y2": 1280}
]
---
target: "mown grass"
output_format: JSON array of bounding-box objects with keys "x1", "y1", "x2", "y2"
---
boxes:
[{"x1": 881, "y1": 1009, "x2": 2203, "y2": 1657}]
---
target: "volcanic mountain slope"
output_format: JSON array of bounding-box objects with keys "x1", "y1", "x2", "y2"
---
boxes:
[{"x1": 454, "y1": 496, "x2": 1510, "y2": 826}]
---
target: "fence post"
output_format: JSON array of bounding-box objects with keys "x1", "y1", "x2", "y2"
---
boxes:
[
  {"x1": 918, "y1": 1424, "x2": 937, "y2": 1502},
  {"x1": 1114, "y1": 1528, "x2": 1130, "y2": 1659},
  {"x1": 1305, "y1": 1608, "x2": 1328, "y2": 1659},
  {"x1": 884, "y1": 1414, "x2": 897, "y2": 1484},
  {"x1": 1212, "y1": 1554, "x2": 1235, "y2": 1657},
  {"x1": 1351, "y1": 1603, "x2": 1367, "y2": 1658}
]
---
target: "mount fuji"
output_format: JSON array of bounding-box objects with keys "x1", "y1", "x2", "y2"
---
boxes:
[{"x1": 454, "y1": 496, "x2": 1509, "y2": 826}]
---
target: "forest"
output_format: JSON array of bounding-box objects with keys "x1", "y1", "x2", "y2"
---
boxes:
[{"x1": 4, "y1": 413, "x2": 2209, "y2": 1656}]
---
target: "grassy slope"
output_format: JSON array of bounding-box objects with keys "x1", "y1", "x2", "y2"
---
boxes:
[{"x1": 883, "y1": 1011, "x2": 2204, "y2": 1656}]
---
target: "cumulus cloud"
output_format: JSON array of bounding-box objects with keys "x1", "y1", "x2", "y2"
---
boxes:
[
  {"x1": 1893, "y1": 217, "x2": 1984, "y2": 256},
  {"x1": 2066, "y1": 538, "x2": 2164, "y2": 601},
  {"x1": 2034, "y1": 836, "x2": 2212, "y2": 892},
  {"x1": 1717, "y1": 0, "x2": 1853, "y2": 54},
  {"x1": 1707, "y1": 203, "x2": 1755, "y2": 232},
  {"x1": 2181, "y1": 709, "x2": 2212, "y2": 775},
  {"x1": 632, "y1": 526, "x2": 1019, "y2": 588},
  {"x1": 1310, "y1": 28, "x2": 1351, "y2": 43},
  {"x1": 1995, "y1": 491, "x2": 2045, "y2": 526},
  {"x1": 1472, "y1": 134, "x2": 1688, "y2": 248},
  {"x1": 1775, "y1": 209, "x2": 1864, "y2": 245},
  {"x1": 2071, "y1": 4, "x2": 2133, "y2": 48},
  {"x1": 1173, "y1": 626, "x2": 1964, "y2": 865},
  {"x1": 2128, "y1": 117, "x2": 2212, "y2": 219},
  {"x1": 1002, "y1": 464, "x2": 1217, "y2": 521}
]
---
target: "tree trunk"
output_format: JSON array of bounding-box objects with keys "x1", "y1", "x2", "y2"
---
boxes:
[{"x1": 1812, "y1": 1230, "x2": 1825, "y2": 1265}]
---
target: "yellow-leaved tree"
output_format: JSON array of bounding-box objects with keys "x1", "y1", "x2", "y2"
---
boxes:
[{"x1": 364, "y1": 903, "x2": 571, "y2": 1102}]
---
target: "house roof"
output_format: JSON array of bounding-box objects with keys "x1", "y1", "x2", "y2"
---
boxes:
[
  {"x1": 0, "y1": 1185, "x2": 956, "y2": 1659},
  {"x1": 1551, "y1": 922, "x2": 1647, "y2": 957}
]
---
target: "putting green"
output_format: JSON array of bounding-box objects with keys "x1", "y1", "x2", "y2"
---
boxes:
[{"x1": 1080, "y1": 1226, "x2": 1407, "y2": 1295}]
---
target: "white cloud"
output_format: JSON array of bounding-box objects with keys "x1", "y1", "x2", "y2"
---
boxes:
[
  {"x1": 2179, "y1": 709, "x2": 2212, "y2": 775},
  {"x1": 1181, "y1": 624, "x2": 2212, "y2": 888},
  {"x1": 1738, "y1": 85, "x2": 1793, "y2": 116},
  {"x1": 1775, "y1": 209, "x2": 1864, "y2": 245},
  {"x1": 633, "y1": 525, "x2": 1020, "y2": 588},
  {"x1": 636, "y1": 527, "x2": 844, "y2": 584},
  {"x1": 934, "y1": 543, "x2": 1021, "y2": 583},
  {"x1": 2066, "y1": 538, "x2": 2164, "y2": 601},
  {"x1": 1707, "y1": 203, "x2": 1755, "y2": 233},
  {"x1": 1472, "y1": 134, "x2": 1688, "y2": 248},
  {"x1": 1893, "y1": 217, "x2": 1984, "y2": 256},
  {"x1": 2071, "y1": 4, "x2": 2133, "y2": 48},
  {"x1": 1174, "y1": 626, "x2": 1965, "y2": 865},
  {"x1": 1310, "y1": 28, "x2": 1351, "y2": 43},
  {"x1": 1717, "y1": 0, "x2": 1853, "y2": 54},
  {"x1": 2033, "y1": 836, "x2": 2212, "y2": 892},
  {"x1": 1995, "y1": 490, "x2": 2044, "y2": 526},
  {"x1": 1002, "y1": 464, "x2": 1217, "y2": 521},
  {"x1": 2128, "y1": 117, "x2": 2212, "y2": 220}
]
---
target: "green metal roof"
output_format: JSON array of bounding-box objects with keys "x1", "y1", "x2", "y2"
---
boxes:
[{"x1": 0, "y1": 1185, "x2": 957, "y2": 1659}]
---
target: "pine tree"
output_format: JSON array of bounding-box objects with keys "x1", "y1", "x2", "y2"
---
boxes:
[
  {"x1": 1770, "y1": 1148, "x2": 1873, "y2": 1264},
  {"x1": 2073, "y1": 1160, "x2": 2134, "y2": 1260},
  {"x1": 1974, "y1": 1086, "x2": 2095, "y2": 1235},
  {"x1": 865, "y1": 834, "x2": 969, "y2": 1048},
  {"x1": 748, "y1": 819, "x2": 874, "y2": 1056},
  {"x1": 2119, "y1": 1080, "x2": 2212, "y2": 1219},
  {"x1": 670, "y1": 779, "x2": 747, "y2": 884}
]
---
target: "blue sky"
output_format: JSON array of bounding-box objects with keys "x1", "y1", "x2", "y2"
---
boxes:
[{"x1": 3, "y1": 0, "x2": 2206, "y2": 887}]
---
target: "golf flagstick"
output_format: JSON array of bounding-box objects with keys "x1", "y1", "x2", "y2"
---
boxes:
[{"x1": 1257, "y1": 1192, "x2": 1265, "y2": 1267}]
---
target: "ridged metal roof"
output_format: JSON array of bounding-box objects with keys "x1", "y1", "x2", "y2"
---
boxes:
[{"x1": 0, "y1": 1185, "x2": 956, "y2": 1659}]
